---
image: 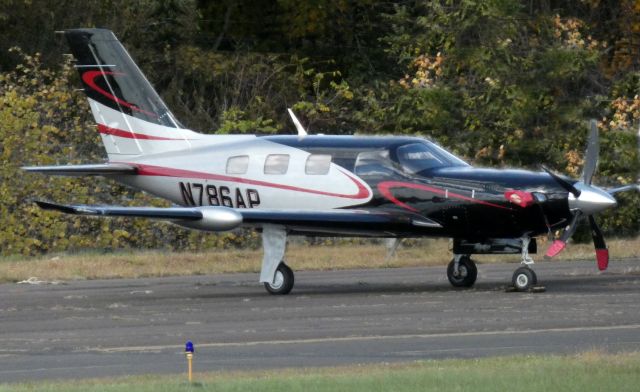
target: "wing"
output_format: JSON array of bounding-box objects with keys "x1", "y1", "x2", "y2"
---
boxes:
[{"x1": 34, "y1": 201, "x2": 442, "y2": 236}]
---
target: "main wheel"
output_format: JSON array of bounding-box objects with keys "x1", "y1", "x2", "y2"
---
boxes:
[
  {"x1": 512, "y1": 267, "x2": 537, "y2": 292},
  {"x1": 447, "y1": 256, "x2": 478, "y2": 288},
  {"x1": 264, "y1": 262, "x2": 294, "y2": 295}
]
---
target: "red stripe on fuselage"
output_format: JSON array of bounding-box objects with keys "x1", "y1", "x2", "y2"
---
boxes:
[
  {"x1": 127, "y1": 163, "x2": 371, "y2": 200},
  {"x1": 378, "y1": 181, "x2": 511, "y2": 212},
  {"x1": 97, "y1": 124, "x2": 185, "y2": 141}
]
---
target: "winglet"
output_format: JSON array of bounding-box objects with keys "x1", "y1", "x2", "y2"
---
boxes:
[{"x1": 287, "y1": 108, "x2": 307, "y2": 137}]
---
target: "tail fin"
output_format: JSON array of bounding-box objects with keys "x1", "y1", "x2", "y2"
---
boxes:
[{"x1": 64, "y1": 28, "x2": 200, "y2": 159}]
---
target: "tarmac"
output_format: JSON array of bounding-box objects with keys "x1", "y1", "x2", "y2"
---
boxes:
[{"x1": 2, "y1": 258, "x2": 640, "y2": 382}]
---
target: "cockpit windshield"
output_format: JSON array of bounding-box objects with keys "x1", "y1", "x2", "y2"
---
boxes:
[{"x1": 396, "y1": 142, "x2": 468, "y2": 174}]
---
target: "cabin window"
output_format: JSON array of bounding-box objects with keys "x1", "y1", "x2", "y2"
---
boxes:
[
  {"x1": 305, "y1": 154, "x2": 332, "y2": 175},
  {"x1": 354, "y1": 149, "x2": 395, "y2": 177},
  {"x1": 264, "y1": 154, "x2": 290, "y2": 174},
  {"x1": 396, "y1": 142, "x2": 469, "y2": 174},
  {"x1": 226, "y1": 155, "x2": 249, "y2": 175},
  {"x1": 396, "y1": 143, "x2": 444, "y2": 174}
]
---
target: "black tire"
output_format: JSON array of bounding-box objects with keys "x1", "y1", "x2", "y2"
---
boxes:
[
  {"x1": 512, "y1": 266, "x2": 537, "y2": 292},
  {"x1": 264, "y1": 262, "x2": 294, "y2": 295},
  {"x1": 447, "y1": 256, "x2": 478, "y2": 288}
]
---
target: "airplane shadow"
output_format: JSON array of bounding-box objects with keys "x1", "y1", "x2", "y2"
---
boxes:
[{"x1": 187, "y1": 272, "x2": 639, "y2": 300}]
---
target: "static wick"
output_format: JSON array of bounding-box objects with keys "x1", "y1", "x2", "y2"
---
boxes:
[{"x1": 185, "y1": 340, "x2": 194, "y2": 383}]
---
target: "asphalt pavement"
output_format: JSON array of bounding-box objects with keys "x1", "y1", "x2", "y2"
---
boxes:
[{"x1": 1, "y1": 257, "x2": 640, "y2": 382}]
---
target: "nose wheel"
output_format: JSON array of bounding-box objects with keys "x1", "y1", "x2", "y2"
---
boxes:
[
  {"x1": 512, "y1": 266, "x2": 537, "y2": 292},
  {"x1": 509, "y1": 236, "x2": 543, "y2": 292},
  {"x1": 447, "y1": 256, "x2": 477, "y2": 288}
]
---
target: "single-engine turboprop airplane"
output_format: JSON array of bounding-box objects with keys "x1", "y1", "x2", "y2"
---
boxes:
[{"x1": 24, "y1": 29, "x2": 639, "y2": 294}]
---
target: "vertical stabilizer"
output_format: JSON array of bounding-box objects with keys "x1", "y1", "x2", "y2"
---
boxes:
[{"x1": 64, "y1": 28, "x2": 200, "y2": 159}]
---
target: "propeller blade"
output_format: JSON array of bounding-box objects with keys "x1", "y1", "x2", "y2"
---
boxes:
[
  {"x1": 545, "y1": 210, "x2": 582, "y2": 258},
  {"x1": 542, "y1": 166, "x2": 581, "y2": 197},
  {"x1": 607, "y1": 184, "x2": 640, "y2": 195},
  {"x1": 582, "y1": 119, "x2": 599, "y2": 186},
  {"x1": 588, "y1": 215, "x2": 609, "y2": 271}
]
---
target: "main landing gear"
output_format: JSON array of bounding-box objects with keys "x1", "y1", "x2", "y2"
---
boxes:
[
  {"x1": 260, "y1": 225, "x2": 296, "y2": 295},
  {"x1": 447, "y1": 255, "x2": 478, "y2": 288},
  {"x1": 264, "y1": 262, "x2": 295, "y2": 295}
]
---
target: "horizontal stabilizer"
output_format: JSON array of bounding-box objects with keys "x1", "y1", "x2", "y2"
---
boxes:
[
  {"x1": 22, "y1": 163, "x2": 137, "y2": 176},
  {"x1": 35, "y1": 201, "x2": 202, "y2": 220},
  {"x1": 34, "y1": 201, "x2": 243, "y2": 231}
]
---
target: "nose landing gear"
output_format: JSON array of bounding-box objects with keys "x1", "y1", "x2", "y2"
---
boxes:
[
  {"x1": 512, "y1": 266, "x2": 537, "y2": 291},
  {"x1": 510, "y1": 236, "x2": 543, "y2": 292}
]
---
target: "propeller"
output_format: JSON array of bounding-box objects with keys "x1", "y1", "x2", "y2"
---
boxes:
[
  {"x1": 541, "y1": 166, "x2": 580, "y2": 197},
  {"x1": 543, "y1": 120, "x2": 617, "y2": 271}
]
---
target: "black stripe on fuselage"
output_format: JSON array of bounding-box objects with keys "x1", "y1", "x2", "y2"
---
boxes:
[{"x1": 262, "y1": 135, "x2": 571, "y2": 239}]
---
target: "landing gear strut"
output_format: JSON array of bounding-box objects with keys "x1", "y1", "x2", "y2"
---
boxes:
[{"x1": 447, "y1": 255, "x2": 477, "y2": 288}]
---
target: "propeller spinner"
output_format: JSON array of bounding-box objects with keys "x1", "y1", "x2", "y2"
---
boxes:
[{"x1": 543, "y1": 120, "x2": 618, "y2": 270}]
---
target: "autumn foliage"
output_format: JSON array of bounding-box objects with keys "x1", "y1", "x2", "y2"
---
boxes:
[{"x1": 0, "y1": 0, "x2": 638, "y2": 255}]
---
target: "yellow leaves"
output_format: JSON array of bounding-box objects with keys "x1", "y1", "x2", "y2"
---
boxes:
[
  {"x1": 0, "y1": 49, "x2": 116, "y2": 256},
  {"x1": 564, "y1": 150, "x2": 584, "y2": 176},
  {"x1": 475, "y1": 146, "x2": 492, "y2": 159},
  {"x1": 604, "y1": 96, "x2": 640, "y2": 130},
  {"x1": 552, "y1": 14, "x2": 599, "y2": 50},
  {"x1": 399, "y1": 52, "x2": 445, "y2": 89},
  {"x1": 318, "y1": 103, "x2": 330, "y2": 113}
]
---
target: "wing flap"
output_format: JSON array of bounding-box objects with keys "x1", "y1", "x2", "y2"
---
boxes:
[{"x1": 22, "y1": 163, "x2": 137, "y2": 176}]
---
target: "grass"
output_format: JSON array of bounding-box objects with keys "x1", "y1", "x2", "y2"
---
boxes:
[
  {"x1": 0, "y1": 237, "x2": 639, "y2": 283},
  {"x1": 2, "y1": 351, "x2": 640, "y2": 391}
]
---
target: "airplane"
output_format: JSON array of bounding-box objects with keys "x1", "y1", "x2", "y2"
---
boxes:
[{"x1": 23, "y1": 28, "x2": 639, "y2": 294}]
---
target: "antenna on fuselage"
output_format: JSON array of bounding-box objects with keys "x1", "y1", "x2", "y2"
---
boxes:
[{"x1": 287, "y1": 108, "x2": 308, "y2": 137}]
